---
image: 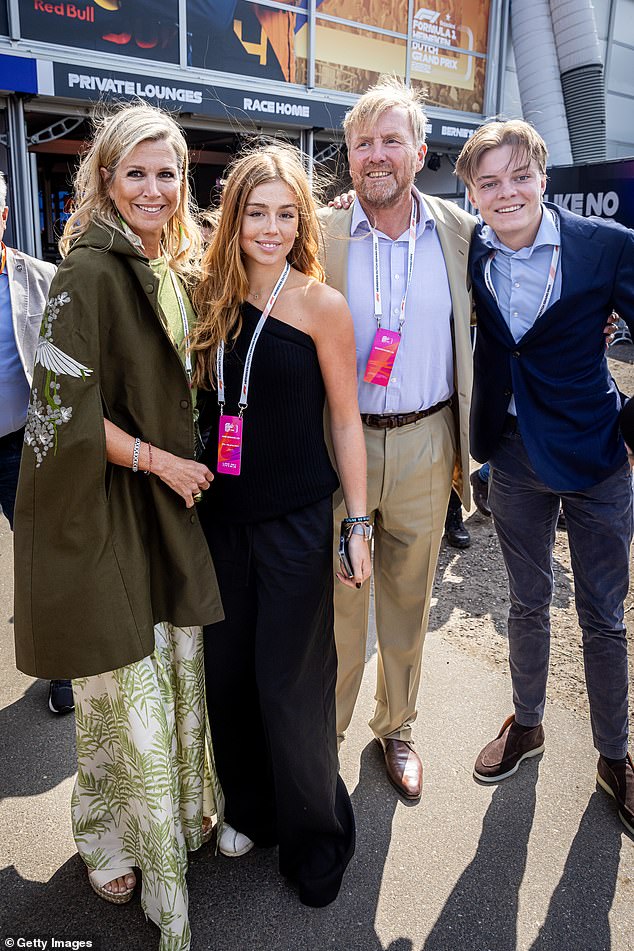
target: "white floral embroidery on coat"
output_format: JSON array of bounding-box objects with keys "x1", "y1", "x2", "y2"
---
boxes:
[{"x1": 25, "y1": 291, "x2": 93, "y2": 467}]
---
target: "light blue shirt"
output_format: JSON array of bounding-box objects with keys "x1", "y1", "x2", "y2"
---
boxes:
[
  {"x1": 0, "y1": 267, "x2": 30, "y2": 437},
  {"x1": 347, "y1": 188, "x2": 454, "y2": 415},
  {"x1": 480, "y1": 206, "x2": 562, "y2": 415}
]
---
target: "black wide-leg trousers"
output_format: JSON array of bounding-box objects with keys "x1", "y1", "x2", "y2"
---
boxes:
[{"x1": 202, "y1": 496, "x2": 355, "y2": 906}]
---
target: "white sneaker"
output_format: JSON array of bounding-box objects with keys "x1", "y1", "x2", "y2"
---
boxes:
[{"x1": 218, "y1": 822, "x2": 254, "y2": 857}]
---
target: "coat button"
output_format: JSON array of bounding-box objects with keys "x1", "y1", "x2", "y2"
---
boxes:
[
  {"x1": 16, "y1": 264, "x2": 23, "y2": 271},
  {"x1": 190, "y1": 514, "x2": 196, "y2": 523},
  {"x1": 180, "y1": 399, "x2": 189, "y2": 409},
  {"x1": 504, "y1": 389, "x2": 511, "y2": 396},
  {"x1": 146, "y1": 283, "x2": 154, "y2": 293},
  {"x1": 513, "y1": 350, "x2": 520, "y2": 358}
]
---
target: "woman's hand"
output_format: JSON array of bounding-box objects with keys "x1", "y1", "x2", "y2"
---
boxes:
[
  {"x1": 151, "y1": 447, "x2": 214, "y2": 508},
  {"x1": 103, "y1": 420, "x2": 213, "y2": 508},
  {"x1": 336, "y1": 532, "x2": 371, "y2": 589}
]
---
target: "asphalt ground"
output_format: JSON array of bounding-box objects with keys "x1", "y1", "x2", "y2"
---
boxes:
[{"x1": 1, "y1": 516, "x2": 633, "y2": 951}]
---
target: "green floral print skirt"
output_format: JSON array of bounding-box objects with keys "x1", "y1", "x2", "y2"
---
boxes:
[{"x1": 71, "y1": 622, "x2": 223, "y2": 951}]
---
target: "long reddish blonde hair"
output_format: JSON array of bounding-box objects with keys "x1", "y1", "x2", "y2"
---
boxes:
[{"x1": 190, "y1": 143, "x2": 324, "y2": 387}]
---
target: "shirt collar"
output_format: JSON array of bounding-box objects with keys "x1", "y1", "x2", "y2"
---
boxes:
[
  {"x1": 351, "y1": 186, "x2": 435, "y2": 239},
  {"x1": 480, "y1": 205, "x2": 559, "y2": 258}
]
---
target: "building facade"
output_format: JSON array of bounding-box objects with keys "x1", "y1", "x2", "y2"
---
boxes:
[
  {"x1": 0, "y1": 1, "x2": 506, "y2": 257},
  {"x1": 501, "y1": 0, "x2": 634, "y2": 162},
  {"x1": 1, "y1": 2, "x2": 632, "y2": 258}
]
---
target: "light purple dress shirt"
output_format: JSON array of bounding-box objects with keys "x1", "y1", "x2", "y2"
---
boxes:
[
  {"x1": 347, "y1": 188, "x2": 454, "y2": 415},
  {"x1": 480, "y1": 206, "x2": 562, "y2": 415}
]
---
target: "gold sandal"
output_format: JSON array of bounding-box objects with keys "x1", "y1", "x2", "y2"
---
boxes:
[
  {"x1": 88, "y1": 867, "x2": 136, "y2": 905},
  {"x1": 201, "y1": 817, "x2": 214, "y2": 845}
]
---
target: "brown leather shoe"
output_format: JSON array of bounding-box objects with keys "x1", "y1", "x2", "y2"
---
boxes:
[
  {"x1": 469, "y1": 470, "x2": 492, "y2": 518},
  {"x1": 378, "y1": 739, "x2": 423, "y2": 800},
  {"x1": 597, "y1": 753, "x2": 634, "y2": 835},
  {"x1": 474, "y1": 714, "x2": 545, "y2": 782}
]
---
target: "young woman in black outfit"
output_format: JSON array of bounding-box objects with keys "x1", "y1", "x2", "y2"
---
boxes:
[{"x1": 191, "y1": 144, "x2": 370, "y2": 907}]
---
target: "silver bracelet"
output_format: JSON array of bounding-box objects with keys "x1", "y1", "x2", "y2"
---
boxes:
[{"x1": 132, "y1": 436, "x2": 141, "y2": 473}]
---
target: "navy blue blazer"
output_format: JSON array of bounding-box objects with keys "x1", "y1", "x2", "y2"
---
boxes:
[{"x1": 469, "y1": 202, "x2": 634, "y2": 492}]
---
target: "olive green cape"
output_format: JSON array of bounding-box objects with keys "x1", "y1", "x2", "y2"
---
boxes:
[{"x1": 14, "y1": 223, "x2": 223, "y2": 679}]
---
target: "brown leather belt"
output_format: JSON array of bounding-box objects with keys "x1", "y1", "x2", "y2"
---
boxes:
[{"x1": 361, "y1": 398, "x2": 452, "y2": 430}]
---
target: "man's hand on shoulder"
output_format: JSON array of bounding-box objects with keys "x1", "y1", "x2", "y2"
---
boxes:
[
  {"x1": 328, "y1": 190, "x2": 356, "y2": 210},
  {"x1": 604, "y1": 311, "x2": 619, "y2": 348}
]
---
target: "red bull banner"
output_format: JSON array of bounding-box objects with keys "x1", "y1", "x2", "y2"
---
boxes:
[{"x1": 19, "y1": 1, "x2": 180, "y2": 63}]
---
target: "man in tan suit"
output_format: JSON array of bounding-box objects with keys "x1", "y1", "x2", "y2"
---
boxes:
[{"x1": 320, "y1": 77, "x2": 474, "y2": 799}]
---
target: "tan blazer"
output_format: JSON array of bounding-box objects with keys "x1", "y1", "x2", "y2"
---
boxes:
[{"x1": 318, "y1": 196, "x2": 475, "y2": 506}]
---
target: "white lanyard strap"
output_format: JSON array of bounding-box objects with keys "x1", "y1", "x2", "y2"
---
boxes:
[
  {"x1": 484, "y1": 209, "x2": 561, "y2": 324},
  {"x1": 216, "y1": 261, "x2": 291, "y2": 413},
  {"x1": 167, "y1": 265, "x2": 193, "y2": 382},
  {"x1": 371, "y1": 196, "x2": 418, "y2": 330}
]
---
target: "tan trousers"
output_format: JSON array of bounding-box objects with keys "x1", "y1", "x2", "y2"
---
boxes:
[{"x1": 334, "y1": 406, "x2": 456, "y2": 743}]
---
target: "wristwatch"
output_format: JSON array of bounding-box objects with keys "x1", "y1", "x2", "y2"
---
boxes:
[{"x1": 350, "y1": 521, "x2": 373, "y2": 541}]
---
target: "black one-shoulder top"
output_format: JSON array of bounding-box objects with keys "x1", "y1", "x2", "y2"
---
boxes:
[{"x1": 199, "y1": 302, "x2": 339, "y2": 524}]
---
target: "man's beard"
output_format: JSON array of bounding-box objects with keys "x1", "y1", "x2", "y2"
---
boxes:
[{"x1": 352, "y1": 161, "x2": 415, "y2": 211}]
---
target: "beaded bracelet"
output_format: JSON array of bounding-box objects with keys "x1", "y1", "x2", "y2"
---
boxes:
[
  {"x1": 342, "y1": 515, "x2": 370, "y2": 524},
  {"x1": 132, "y1": 436, "x2": 141, "y2": 473}
]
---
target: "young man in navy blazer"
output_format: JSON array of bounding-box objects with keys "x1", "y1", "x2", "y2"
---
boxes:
[{"x1": 456, "y1": 120, "x2": 634, "y2": 834}]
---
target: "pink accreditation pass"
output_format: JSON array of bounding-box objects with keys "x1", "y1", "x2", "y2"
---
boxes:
[
  {"x1": 217, "y1": 414, "x2": 243, "y2": 476},
  {"x1": 363, "y1": 328, "x2": 401, "y2": 386}
]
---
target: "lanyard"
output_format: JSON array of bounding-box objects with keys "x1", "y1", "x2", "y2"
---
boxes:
[
  {"x1": 166, "y1": 263, "x2": 193, "y2": 383},
  {"x1": 371, "y1": 197, "x2": 418, "y2": 330},
  {"x1": 484, "y1": 209, "x2": 561, "y2": 324},
  {"x1": 216, "y1": 261, "x2": 291, "y2": 414},
  {"x1": 0, "y1": 243, "x2": 5, "y2": 275}
]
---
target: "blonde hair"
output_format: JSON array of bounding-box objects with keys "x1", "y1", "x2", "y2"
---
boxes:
[
  {"x1": 455, "y1": 118, "x2": 548, "y2": 191},
  {"x1": 190, "y1": 143, "x2": 324, "y2": 388},
  {"x1": 60, "y1": 101, "x2": 200, "y2": 278},
  {"x1": 343, "y1": 75, "x2": 427, "y2": 149}
]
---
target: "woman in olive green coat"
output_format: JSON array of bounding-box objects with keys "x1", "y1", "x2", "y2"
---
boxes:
[{"x1": 13, "y1": 103, "x2": 223, "y2": 951}]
